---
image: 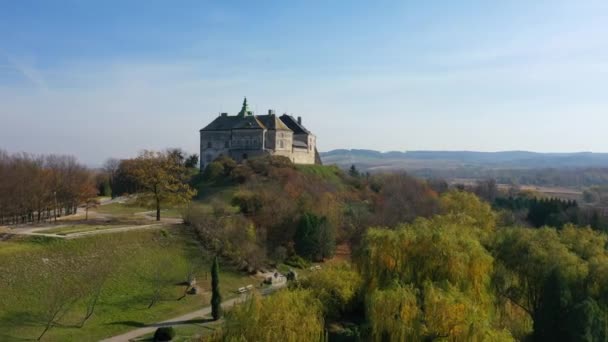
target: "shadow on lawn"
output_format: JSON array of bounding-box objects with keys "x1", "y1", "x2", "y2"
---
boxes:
[
  {"x1": 106, "y1": 320, "x2": 147, "y2": 327},
  {"x1": 107, "y1": 317, "x2": 214, "y2": 329}
]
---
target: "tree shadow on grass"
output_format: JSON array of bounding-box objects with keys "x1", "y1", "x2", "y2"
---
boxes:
[
  {"x1": 0, "y1": 333, "x2": 36, "y2": 341},
  {"x1": 106, "y1": 320, "x2": 147, "y2": 328},
  {"x1": 107, "y1": 317, "x2": 214, "y2": 330}
]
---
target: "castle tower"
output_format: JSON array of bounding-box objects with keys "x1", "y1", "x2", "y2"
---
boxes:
[{"x1": 237, "y1": 97, "x2": 251, "y2": 117}]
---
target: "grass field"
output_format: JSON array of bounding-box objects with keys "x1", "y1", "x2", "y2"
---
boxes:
[
  {"x1": 133, "y1": 315, "x2": 223, "y2": 342},
  {"x1": 0, "y1": 226, "x2": 252, "y2": 341},
  {"x1": 39, "y1": 224, "x2": 129, "y2": 235}
]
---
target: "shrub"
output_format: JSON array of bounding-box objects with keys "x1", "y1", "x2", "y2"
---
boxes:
[
  {"x1": 284, "y1": 254, "x2": 310, "y2": 269},
  {"x1": 153, "y1": 326, "x2": 176, "y2": 341}
]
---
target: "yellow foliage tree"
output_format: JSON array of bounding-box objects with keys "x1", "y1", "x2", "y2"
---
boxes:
[
  {"x1": 440, "y1": 190, "x2": 497, "y2": 232},
  {"x1": 367, "y1": 285, "x2": 421, "y2": 341},
  {"x1": 300, "y1": 262, "x2": 362, "y2": 319},
  {"x1": 221, "y1": 289, "x2": 324, "y2": 342}
]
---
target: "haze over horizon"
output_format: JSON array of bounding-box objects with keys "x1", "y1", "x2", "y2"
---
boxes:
[{"x1": 1, "y1": 1, "x2": 607, "y2": 165}]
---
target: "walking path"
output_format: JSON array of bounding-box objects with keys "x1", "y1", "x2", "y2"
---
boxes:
[
  {"x1": 4, "y1": 223, "x2": 166, "y2": 239},
  {"x1": 101, "y1": 282, "x2": 286, "y2": 342}
]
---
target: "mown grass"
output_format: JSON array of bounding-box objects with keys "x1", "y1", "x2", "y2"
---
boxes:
[
  {"x1": 0, "y1": 226, "x2": 253, "y2": 341},
  {"x1": 39, "y1": 224, "x2": 128, "y2": 235},
  {"x1": 95, "y1": 202, "x2": 154, "y2": 216},
  {"x1": 95, "y1": 202, "x2": 186, "y2": 219},
  {"x1": 133, "y1": 315, "x2": 223, "y2": 342}
]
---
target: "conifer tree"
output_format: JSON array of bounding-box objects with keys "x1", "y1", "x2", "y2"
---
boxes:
[{"x1": 211, "y1": 256, "x2": 222, "y2": 320}]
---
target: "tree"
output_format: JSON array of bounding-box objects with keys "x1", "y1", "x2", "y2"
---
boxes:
[
  {"x1": 129, "y1": 150, "x2": 196, "y2": 221},
  {"x1": 221, "y1": 290, "x2": 324, "y2": 341},
  {"x1": 184, "y1": 154, "x2": 199, "y2": 169},
  {"x1": 300, "y1": 262, "x2": 362, "y2": 320},
  {"x1": 348, "y1": 164, "x2": 360, "y2": 178},
  {"x1": 211, "y1": 256, "x2": 222, "y2": 320},
  {"x1": 294, "y1": 213, "x2": 336, "y2": 261},
  {"x1": 103, "y1": 158, "x2": 121, "y2": 198}
]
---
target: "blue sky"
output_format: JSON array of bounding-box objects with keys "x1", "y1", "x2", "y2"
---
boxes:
[{"x1": 1, "y1": 1, "x2": 607, "y2": 165}]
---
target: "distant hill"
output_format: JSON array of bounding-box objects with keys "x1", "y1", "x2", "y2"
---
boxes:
[{"x1": 320, "y1": 149, "x2": 608, "y2": 171}]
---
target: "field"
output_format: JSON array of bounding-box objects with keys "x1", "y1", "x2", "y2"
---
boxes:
[
  {"x1": 133, "y1": 316, "x2": 223, "y2": 342},
  {"x1": 39, "y1": 224, "x2": 130, "y2": 235},
  {"x1": 0, "y1": 226, "x2": 253, "y2": 341},
  {"x1": 95, "y1": 202, "x2": 185, "y2": 219}
]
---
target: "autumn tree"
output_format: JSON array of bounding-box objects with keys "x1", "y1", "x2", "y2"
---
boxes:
[
  {"x1": 129, "y1": 150, "x2": 196, "y2": 221},
  {"x1": 220, "y1": 290, "x2": 324, "y2": 341}
]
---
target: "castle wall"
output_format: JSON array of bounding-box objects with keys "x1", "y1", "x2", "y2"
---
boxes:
[
  {"x1": 265, "y1": 130, "x2": 293, "y2": 152},
  {"x1": 291, "y1": 147, "x2": 316, "y2": 164},
  {"x1": 200, "y1": 116, "x2": 317, "y2": 169},
  {"x1": 200, "y1": 130, "x2": 231, "y2": 170},
  {"x1": 231, "y1": 129, "x2": 264, "y2": 150}
]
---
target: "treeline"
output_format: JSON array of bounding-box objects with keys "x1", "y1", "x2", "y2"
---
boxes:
[
  {"x1": 0, "y1": 150, "x2": 96, "y2": 224},
  {"x1": 411, "y1": 167, "x2": 608, "y2": 187}
]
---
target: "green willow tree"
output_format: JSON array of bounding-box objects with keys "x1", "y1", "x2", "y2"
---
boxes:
[
  {"x1": 220, "y1": 290, "x2": 324, "y2": 341},
  {"x1": 211, "y1": 256, "x2": 222, "y2": 321}
]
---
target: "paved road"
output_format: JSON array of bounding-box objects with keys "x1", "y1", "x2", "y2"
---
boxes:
[{"x1": 101, "y1": 282, "x2": 286, "y2": 342}]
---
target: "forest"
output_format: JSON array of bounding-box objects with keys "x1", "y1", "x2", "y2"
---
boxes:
[
  {"x1": 166, "y1": 156, "x2": 608, "y2": 341},
  {"x1": 0, "y1": 151, "x2": 97, "y2": 224}
]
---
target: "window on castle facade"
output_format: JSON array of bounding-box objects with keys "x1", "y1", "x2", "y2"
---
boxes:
[
  {"x1": 225, "y1": 141, "x2": 229, "y2": 148},
  {"x1": 207, "y1": 141, "x2": 212, "y2": 148}
]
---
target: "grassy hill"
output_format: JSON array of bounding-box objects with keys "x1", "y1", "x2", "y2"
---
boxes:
[{"x1": 0, "y1": 227, "x2": 251, "y2": 341}]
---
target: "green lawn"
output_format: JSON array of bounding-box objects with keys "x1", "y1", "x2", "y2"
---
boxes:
[
  {"x1": 94, "y1": 202, "x2": 186, "y2": 219},
  {"x1": 95, "y1": 202, "x2": 155, "y2": 216},
  {"x1": 133, "y1": 315, "x2": 223, "y2": 342},
  {"x1": 39, "y1": 224, "x2": 129, "y2": 235},
  {"x1": 0, "y1": 226, "x2": 252, "y2": 341}
]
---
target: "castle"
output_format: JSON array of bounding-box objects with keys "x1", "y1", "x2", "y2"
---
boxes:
[{"x1": 199, "y1": 98, "x2": 320, "y2": 170}]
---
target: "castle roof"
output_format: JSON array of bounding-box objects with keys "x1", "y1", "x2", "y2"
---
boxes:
[
  {"x1": 200, "y1": 115, "x2": 264, "y2": 131},
  {"x1": 256, "y1": 114, "x2": 291, "y2": 131},
  {"x1": 200, "y1": 98, "x2": 313, "y2": 134},
  {"x1": 280, "y1": 114, "x2": 311, "y2": 134}
]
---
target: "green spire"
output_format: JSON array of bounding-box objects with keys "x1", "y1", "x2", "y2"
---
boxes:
[{"x1": 238, "y1": 97, "x2": 251, "y2": 117}]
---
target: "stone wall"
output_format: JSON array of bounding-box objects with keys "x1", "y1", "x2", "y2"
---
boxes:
[
  {"x1": 200, "y1": 130, "x2": 231, "y2": 169},
  {"x1": 200, "y1": 126, "x2": 317, "y2": 171},
  {"x1": 291, "y1": 147, "x2": 316, "y2": 164}
]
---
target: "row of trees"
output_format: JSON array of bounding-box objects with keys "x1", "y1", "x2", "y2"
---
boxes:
[{"x1": 0, "y1": 150, "x2": 97, "y2": 225}]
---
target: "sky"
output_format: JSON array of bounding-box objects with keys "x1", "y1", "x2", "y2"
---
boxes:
[{"x1": 1, "y1": 0, "x2": 607, "y2": 166}]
